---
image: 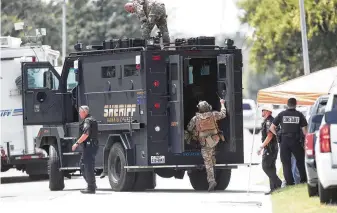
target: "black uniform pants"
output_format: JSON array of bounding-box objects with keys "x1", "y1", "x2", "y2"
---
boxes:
[
  {"x1": 280, "y1": 136, "x2": 307, "y2": 185},
  {"x1": 80, "y1": 141, "x2": 98, "y2": 190},
  {"x1": 262, "y1": 148, "x2": 282, "y2": 191}
]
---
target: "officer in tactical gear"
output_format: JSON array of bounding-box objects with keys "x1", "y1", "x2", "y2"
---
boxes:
[
  {"x1": 269, "y1": 98, "x2": 308, "y2": 186},
  {"x1": 187, "y1": 99, "x2": 226, "y2": 191},
  {"x1": 257, "y1": 104, "x2": 282, "y2": 195},
  {"x1": 124, "y1": 0, "x2": 170, "y2": 44},
  {"x1": 72, "y1": 106, "x2": 99, "y2": 194}
]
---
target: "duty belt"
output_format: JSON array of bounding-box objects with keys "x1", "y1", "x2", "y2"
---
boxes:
[{"x1": 84, "y1": 139, "x2": 98, "y2": 147}]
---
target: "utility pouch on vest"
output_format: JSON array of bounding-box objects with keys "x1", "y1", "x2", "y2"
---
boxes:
[{"x1": 205, "y1": 136, "x2": 217, "y2": 148}]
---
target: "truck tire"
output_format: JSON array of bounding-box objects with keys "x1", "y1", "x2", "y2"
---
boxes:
[
  {"x1": 188, "y1": 170, "x2": 209, "y2": 191},
  {"x1": 307, "y1": 184, "x2": 318, "y2": 197},
  {"x1": 48, "y1": 145, "x2": 65, "y2": 191},
  {"x1": 318, "y1": 181, "x2": 337, "y2": 204},
  {"x1": 133, "y1": 172, "x2": 157, "y2": 191},
  {"x1": 29, "y1": 174, "x2": 49, "y2": 181},
  {"x1": 189, "y1": 169, "x2": 231, "y2": 191},
  {"x1": 108, "y1": 143, "x2": 135, "y2": 191},
  {"x1": 215, "y1": 169, "x2": 231, "y2": 190}
]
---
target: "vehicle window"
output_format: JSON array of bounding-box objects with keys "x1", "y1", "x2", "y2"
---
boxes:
[
  {"x1": 242, "y1": 103, "x2": 251, "y2": 110},
  {"x1": 333, "y1": 95, "x2": 337, "y2": 110},
  {"x1": 200, "y1": 64, "x2": 210, "y2": 76},
  {"x1": 67, "y1": 68, "x2": 78, "y2": 90},
  {"x1": 309, "y1": 116, "x2": 323, "y2": 133},
  {"x1": 27, "y1": 67, "x2": 59, "y2": 90},
  {"x1": 317, "y1": 103, "x2": 327, "y2": 114},
  {"x1": 124, "y1": 64, "x2": 139, "y2": 77},
  {"x1": 102, "y1": 66, "x2": 116, "y2": 78},
  {"x1": 188, "y1": 66, "x2": 194, "y2": 84}
]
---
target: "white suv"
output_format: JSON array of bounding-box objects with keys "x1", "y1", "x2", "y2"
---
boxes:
[
  {"x1": 242, "y1": 99, "x2": 262, "y2": 134},
  {"x1": 314, "y1": 92, "x2": 337, "y2": 204}
]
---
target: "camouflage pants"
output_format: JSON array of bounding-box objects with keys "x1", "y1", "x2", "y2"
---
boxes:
[
  {"x1": 201, "y1": 146, "x2": 216, "y2": 183},
  {"x1": 140, "y1": 4, "x2": 170, "y2": 43}
]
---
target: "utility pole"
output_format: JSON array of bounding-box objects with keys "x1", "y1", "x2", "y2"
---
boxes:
[
  {"x1": 299, "y1": 0, "x2": 310, "y2": 75},
  {"x1": 62, "y1": 0, "x2": 67, "y2": 65}
]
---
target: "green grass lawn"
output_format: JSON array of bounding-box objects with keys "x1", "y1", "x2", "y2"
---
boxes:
[
  {"x1": 259, "y1": 168, "x2": 337, "y2": 212},
  {"x1": 271, "y1": 184, "x2": 337, "y2": 213}
]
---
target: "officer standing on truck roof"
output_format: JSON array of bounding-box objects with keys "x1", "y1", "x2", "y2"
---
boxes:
[
  {"x1": 72, "y1": 105, "x2": 99, "y2": 194},
  {"x1": 124, "y1": 0, "x2": 170, "y2": 44},
  {"x1": 257, "y1": 104, "x2": 282, "y2": 194},
  {"x1": 187, "y1": 99, "x2": 226, "y2": 191},
  {"x1": 269, "y1": 98, "x2": 308, "y2": 186}
]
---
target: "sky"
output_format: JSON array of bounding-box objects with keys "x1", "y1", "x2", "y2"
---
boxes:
[{"x1": 161, "y1": 0, "x2": 242, "y2": 37}]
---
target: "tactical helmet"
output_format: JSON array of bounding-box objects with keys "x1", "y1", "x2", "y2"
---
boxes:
[{"x1": 197, "y1": 101, "x2": 212, "y2": 113}]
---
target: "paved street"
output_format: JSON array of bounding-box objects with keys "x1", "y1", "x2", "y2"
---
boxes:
[{"x1": 0, "y1": 130, "x2": 276, "y2": 212}]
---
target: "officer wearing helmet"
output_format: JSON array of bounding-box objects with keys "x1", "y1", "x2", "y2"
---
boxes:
[
  {"x1": 257, "y1": 104, "x2": 282, "y2": 194},
  {"x1": 187, "y1": 99, "x2": 226, "y2": 191},
  {"x1": 124, "y1": 0, "x2": 170, "y2": 44},
  {"x1": 269, "y1": 98, "x2": 308, "y2": 186}
]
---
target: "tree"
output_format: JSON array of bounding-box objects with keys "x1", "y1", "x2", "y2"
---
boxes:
[
  {"x1": 1, "y1": 0, "x2": 62, "y2": 51},
  {"x1": 1, "y1": 0, "x2": 142, "y2": 57},
  {"x1": 237, "y1": 0, "x2": 337, "y2": 81},
  {"x1": 66, "y1": 0, "x2": 141, "y2": 50}
]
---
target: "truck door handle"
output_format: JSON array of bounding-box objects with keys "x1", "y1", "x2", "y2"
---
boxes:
[
  {"x1": 171, "y1": 84, "x2": 177, "y2": 95},
  {"x1": 130, "y1": 80, "x2": 134, "y2": 90},
  {"x1": 26, "y1": 91, "x2": 33, "y2": 94}
]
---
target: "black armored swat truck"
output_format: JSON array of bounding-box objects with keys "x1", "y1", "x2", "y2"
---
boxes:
[{"x1": 21, "y1": 36, "x2": 250, "y2": 191}]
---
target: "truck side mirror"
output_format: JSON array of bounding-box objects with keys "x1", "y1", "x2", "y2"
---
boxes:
[{"x1": 43, "y1": 70, "x2": 54, "y2": 89}]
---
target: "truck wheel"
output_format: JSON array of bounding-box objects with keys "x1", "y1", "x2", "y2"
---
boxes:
[
  {"x1": 133, "y1": 172, "x2": 157, "y2": 191},
  {"x1": 215, "y1": 169, "x2": 231, "y2": 190},
  {"x1": 29, "y1": 174, "x2": 49, "y2": 181},
  {"x1": 189, "y1": 169, "x2": 231, "y2": 191},
  {"x1": 307, "y1": 184, "x2": 318, "y2": 197},
  {"x1": 318, "y1": 181, "x2": 337, "y2": 204},
  {"x1": 108, "y1": 143, "x2": 135, "y2": 191},
  {"x1": 48, "y1": 145, "x2": 65, "y2": 191},
  {"x1": 188, "y1": 170, "x2": 209, "y2": 191}
]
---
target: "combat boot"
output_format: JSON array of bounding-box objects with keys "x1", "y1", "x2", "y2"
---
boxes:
[
  {"x1": 100, "y1": 172, "x2": 107, "y2": 179},
  {"x1": 208, "y1": 181, "x2": 217, "y2": 191},
  {"x1": 80, "y1": 188, "x2": 96, "y2": 194}
]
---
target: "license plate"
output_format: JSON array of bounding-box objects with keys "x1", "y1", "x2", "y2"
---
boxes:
[{"x1": 151, "y1": 156, "x2": 165, "y2": 164}]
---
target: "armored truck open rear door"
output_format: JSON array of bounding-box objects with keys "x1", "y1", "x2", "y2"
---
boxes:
[{"x1": 21, "y1": 62, "x2": 64, "y2": 125}]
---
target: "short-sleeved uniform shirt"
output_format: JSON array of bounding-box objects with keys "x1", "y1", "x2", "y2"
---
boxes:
[{"x1": 272, "y1": 109, "x2": 308, "y2": 134}]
